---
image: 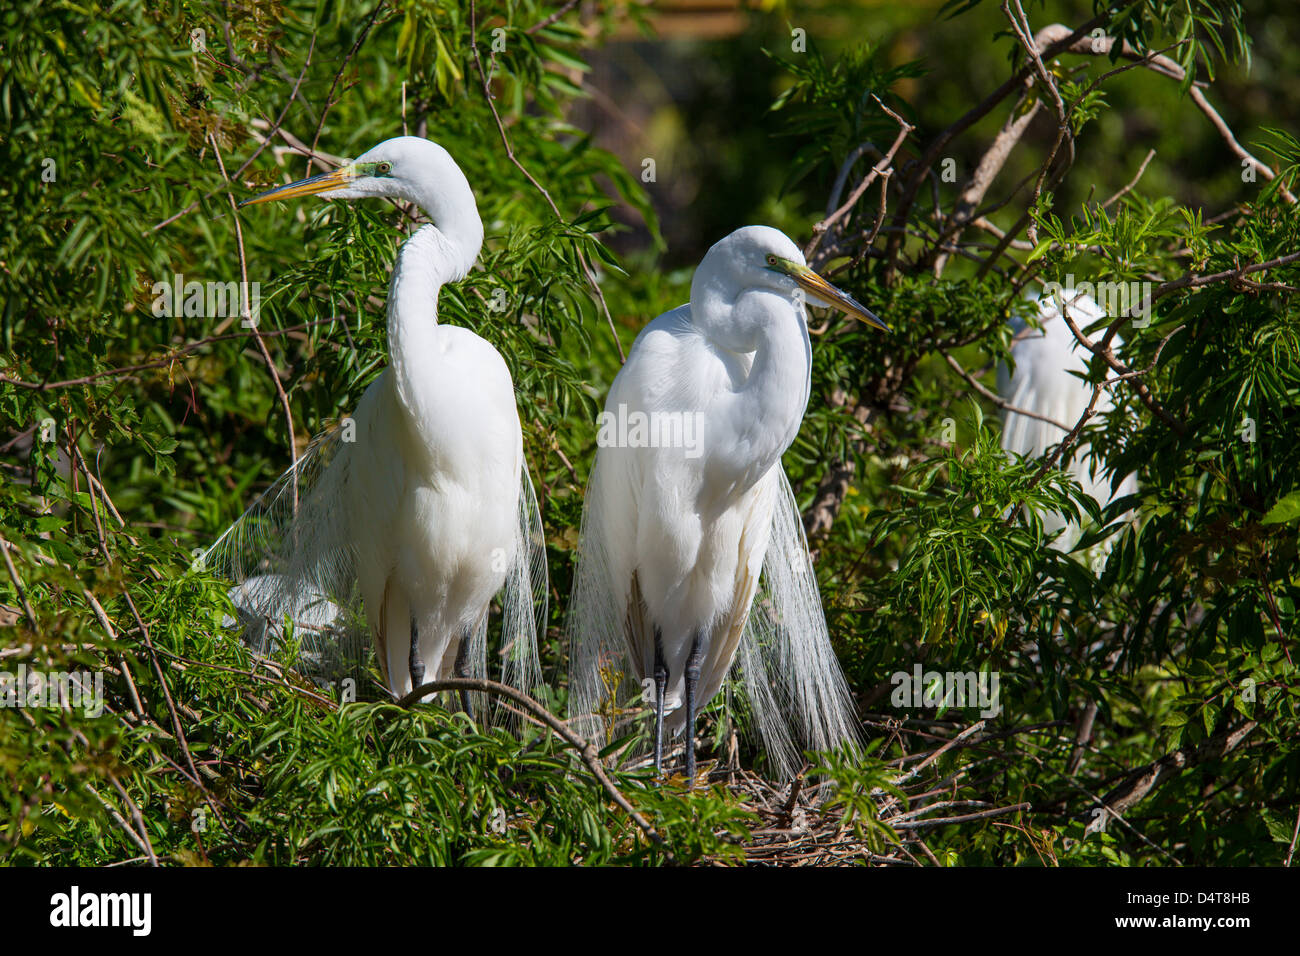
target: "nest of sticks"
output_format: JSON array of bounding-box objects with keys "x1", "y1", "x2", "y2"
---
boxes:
[{"x1": 706, "y1": 714, "x2": 1042, "y2": 866}]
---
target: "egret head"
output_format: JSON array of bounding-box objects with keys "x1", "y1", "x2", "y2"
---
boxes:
[
  {"x1": 240, "y1": 136, "x2": 483, "y2": 276},
  {"x1": 241, "y1": 137, "x2": 464, "y2": 205},
  {"x1": 691, "y1": 226, "x2": 889, "y2": 351}
]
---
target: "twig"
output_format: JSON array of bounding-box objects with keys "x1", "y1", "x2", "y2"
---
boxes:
[
  {"x1": 894, "y1": 720, "x2": 986, "y2": 787},
  {"x1": 306, "y1": 4, "x2": 384, "y2": 179},
  {"x1": 122, "y1": 592, "x2": 206, "y2": 792},
  {"x1": 807, "y1": 97, "x2": 914, "y2": 264},
  {"x1": 86, "y1": 783, "x2": 158, "y2": 866},
  {"x1": 209, "y1": 132, "x2": 301, "y2": 514},
  {"x1": 1055, "y1": 296, "x2": 1183, "y2": 433},
  {"x1": 1103, "y1": 149, "x2": 1157, "y2": 208},
  {"x1": 1153, "y1": 250, "x2": 1300, "y2": 301},
  {"x1": 0, "y1": 535, "x2": 37, "y2": 628},
  {"x1": 154, "y1": 646, "x2": 341, "y2": 709},
  {"x1": 892, "y1": 802, "x2": 1031, "y2": 830},
  {"x1": 84, "y1": 590, "x2": 147, "y2": 720},
  {"x1": 107, "y1": 775, "x2": 159, "y2": 866},
  {"x1": 1286, "y1": 805, "x2": 1300, "y2": 867},
  {"x1": 527, "y1": 0, "x2": 581, "y2": 35},
  {"x1": 1190, "y1": 86, "x2": 1296, "y2": 204},
  {"x1": 148, "y1": 31, "x2": 318, "y2": 235},
  {"x1": 942, "y1": 349, "x2": 1072, "y2": 430},
  {"x1": 1086, "y1": 721, "x2": 1258, "y2": 832},
  {"x1": 1002, "y1": 0, "x2": 1070, "y2": 247},
  {"x1": 883, "y1": 15, "x2": 1107, "y2": 276},
  {"x1": 469, "y1": 0, "x2": 625, "y2": 362},
  {"x1": 778, "y1": 766, "x2": 808, "y2": 828}
]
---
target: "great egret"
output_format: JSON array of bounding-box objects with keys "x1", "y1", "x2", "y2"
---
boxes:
[
  {"x1": 222, "y1": 573, "x2": 341, "y2": 647},
  {"x1": 998, "y1": 289, "x2": 1137, "y2": 554},
  {"x1": 567, "y1": 226, "x2": 888, "y2": 782},
  {"x1": 207, "y1": 136, "x2": 545, "y2": 714}
]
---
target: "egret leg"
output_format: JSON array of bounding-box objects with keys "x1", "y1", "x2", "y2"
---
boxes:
[
  {"x1": 454, "y1": 629, "x2": 475, "y2": 723},
  {"x1": 408, "y1": 617, "x2": 425, "y2": 691},
  {"x1": 653, "y1": 629, "x2": 668, "y2": 775},
  {"x1": 683, "y1": 633, "x2": 704, "y2": 786}
]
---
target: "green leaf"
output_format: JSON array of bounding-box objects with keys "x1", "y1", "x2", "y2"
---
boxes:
[{"x1": 1260, "y1": 491, "x2": 1300, "y2": 525}]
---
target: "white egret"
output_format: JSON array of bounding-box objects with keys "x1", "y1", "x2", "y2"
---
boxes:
[
  {"x1": 207, "y1": 136, "x2": 545, "y2": 714},
  {"x1": 998, "y1": 289, "x2": 1137, "y2": 554},
  {"x1": 567, "y1": 226, "x2": 889, "y2": 782},
  {"x1": 222, "y1": 573, "x2": 341, "y2": 648}
]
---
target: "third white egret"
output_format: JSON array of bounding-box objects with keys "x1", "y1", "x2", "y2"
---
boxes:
[
  {"x1": 567, "y1": 226, "x2": 889, "y2": 782},
  {"x1": 208, "y1": 136, "x2": 545, "y2": 714},
  {"x1": 998, "y1": 289, "x2": 1137, "y2": 554}
]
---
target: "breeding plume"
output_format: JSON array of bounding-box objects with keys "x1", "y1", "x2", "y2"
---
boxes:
[
  {"x1": 567, "y1": 226, "x2": 888, "y2": 781},
  {"x1": 208, "y1": 137, "x2": 545, "y2": 711},
  {"x1": 998, "y1": 289, "x2": 1137, "y2": 553}
]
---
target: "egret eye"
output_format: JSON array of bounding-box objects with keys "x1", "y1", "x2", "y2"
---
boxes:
[
  {"x1": 376, "y1": 162, "x2": 392, "y2": 175},
  {"x1": 766, "y1": 254, "x2": 777, "y2": 265}
]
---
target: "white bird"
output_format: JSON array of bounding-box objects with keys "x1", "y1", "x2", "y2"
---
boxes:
[
  {"x1": 222, "y1": 574, "x2": 343, "y2": 650},
  {"x1": 567, "y1": 226, "x2": 889, "y2": 782},
  {"x1": 998, "y1": 289, "x2": 1137, "y2": 554},
  {"x1": 207, "y1": 137, "x2": 545, "y2": 713}
]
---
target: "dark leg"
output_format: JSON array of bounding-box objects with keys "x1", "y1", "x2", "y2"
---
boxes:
[
  {"x1": 684, "y1": 632, "x2": 704, "y2": 786},
  {"x1": 408, "y1": 617, "x2": 425, "y2": 690},
  {"x1": 653, "y1": 629, "x2": 668, "y2": 774},
  {"x1": 454, "y1": 629, "x2": 475, "y2": 722}
]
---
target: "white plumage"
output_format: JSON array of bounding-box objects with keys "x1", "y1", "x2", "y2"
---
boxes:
[
  {"x1": 998, "y1": 289, "x2": 1137, "y2": 553},
  {"x1": 208, "y1": 137, "x2": 545, "y2": 710},
  {"x1": 568, "y1": 226, "x2": 888, "y2": 781}
]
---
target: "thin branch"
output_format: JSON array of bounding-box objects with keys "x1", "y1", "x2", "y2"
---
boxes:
[
  {"x1": 1287, "y1": 805, "x2": 1300, "y2": 867},
  {"x1": 122, "y1": 592, "x2": 206, "y2": 792},
  {"x1": 107, "y1": 775, "x2": 159, "y2": 866},
  {"x1": 1152, "y1": 250, "x2": 1300, "y2": 301},
  {"x1": 894, "y1": 720, "x2": 987, "y2": 787},
  {"x1": 306, "y1": 3, "x2": 384, "y2": 179},
  {"x1": 209, "y1": 131, "x2": 301, "y2": 513},
  {"x1": 1086, "y1": 721, "x2": 1258, "y2": 832},
  {"x1": 526, "y1": 0, "x2": 581, "y2": 35},
  {"x1": 807, "y1": 97, "x2": 914, "y2": 264},
  {"x1": 883, "y1": 14, "x2": 1107, "y2": 276},
  {"x1": 942, "y1": 349, "x2": 1072, "y2": 430},
  {"x1": 469, "y1": 0, "x2": 625, "y2": 362},
  {"x1": 892, "y1": 802, "x2": 1031, "y2": 830},
  {"x1": 1190, "y1": 86, "x2": 1296, "y2": 204},
  {"x1": 1103, "y1": 148, "x2": 1157, "y2": 208},
  {"x1": 0, "y1": 535, "x2": 37, "y2": 628},
  {"x1": 85, "y1": 783, "x2": 158, "y2": 865},
  {"x1": 149, "y1": 31, "x2": 318, "y2": 235}
]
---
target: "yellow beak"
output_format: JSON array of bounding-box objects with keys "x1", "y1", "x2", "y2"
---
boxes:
[
  {"x1": 783, "y1": 261, "x2": 890, "y2": 332},
  {"x1": 239, "y1": 166, "x2": 356, "y2": 207}
]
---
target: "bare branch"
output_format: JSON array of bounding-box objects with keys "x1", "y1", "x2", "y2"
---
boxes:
[
  {"x1": 1103, "y1": 148, "x2": 1157, "y2": 208},
  {"x1": 209, "y1": 131, "x2": 300, "y2": 513},
  {"x1": 1086, "y1": 721, "x2": 1258, "y2": 832}
]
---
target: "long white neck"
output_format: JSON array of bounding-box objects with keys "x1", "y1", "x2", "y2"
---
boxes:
[
  {"x1": 701, "y1": 293, "x2": 812, "y2": 500},
  {"x1": 386, "y1": 171, "x2": 484, "y2": 419}
]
